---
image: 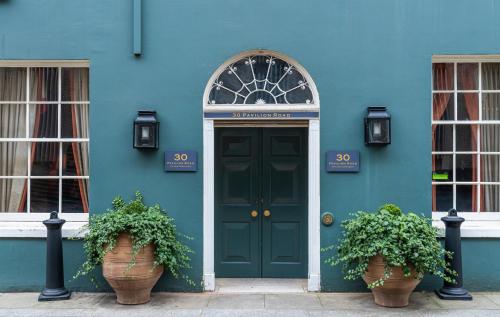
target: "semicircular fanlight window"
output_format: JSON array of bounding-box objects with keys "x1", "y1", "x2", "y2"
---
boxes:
[{"x1": 208, "y1": 55, "x2": 314, "y2": 105}]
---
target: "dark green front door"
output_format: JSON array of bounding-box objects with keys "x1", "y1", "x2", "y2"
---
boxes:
[{"x1": 215, "y1": 127, "x2": 308, "y2": 278}]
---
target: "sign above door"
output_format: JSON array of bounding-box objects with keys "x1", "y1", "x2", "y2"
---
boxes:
[{"x1": 204, "y1": 111, "x2": 319, "y2": 120}]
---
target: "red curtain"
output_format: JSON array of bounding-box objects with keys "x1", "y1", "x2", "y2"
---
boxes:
[
  {"x1": 432, "y1": 64, "x2": 453, "y2": 211},
  {"x1": 68, "y1": 72, "x2": 89, "y2": 213},
  {"x1": 18, "y1": 70, "x2": 59, "y2": 212},
  {"x1": 458, "y1": 64, "x2": 480, "y2": 212}
]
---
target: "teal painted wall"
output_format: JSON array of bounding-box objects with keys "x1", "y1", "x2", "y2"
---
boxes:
[{"x1": 0, "y1": 0, "x2": 500, "y2": 291}]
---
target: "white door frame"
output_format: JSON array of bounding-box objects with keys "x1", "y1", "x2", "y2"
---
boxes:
[{"x1": 202, "y1": 50, "x2": 321, "y2": 292}]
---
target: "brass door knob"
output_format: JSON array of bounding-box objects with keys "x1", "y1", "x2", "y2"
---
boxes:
[
  {"x1": 263, "y1": 209, "x2": 271, "y2": 217},
  {"x1": 250, "y1": 210, "x2": 258, "y2": 218}
]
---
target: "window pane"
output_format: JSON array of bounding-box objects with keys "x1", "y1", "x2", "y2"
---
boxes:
[
  {"x1": 62, "y1": 143, "x2": 89, "y2": 176},
  {"x1": 30, "y1": 68, "x2": 58, "y2": 102},
  {"x1": 0, "y1": 142, "x2": 28, "y2": 176},
  {"x1": 0, "y1": 68, "x2": 26, "y2": 101},
  {"x1": 30, "y1": 179, "x2": 58, "y2": 213},
  {"x1": 29, "y1": 104, "x2": 58, "y2": 138},
  {"x1": 432, "y1": 154, "x2": 453, "y2": 182},
  {"x1": 480, "y1": 124, "x2": 500, "y2": 152},
  {"x1": 456, "y1": 185, "x2": 476, "y2": 212},
  {"x1": 0, "y1": 104, "x2": 26, "y2": 138},
  {"x1": 457, "y1": 93, "x2": 478, "y2": 120},
  {"x1": 0, "y1": 179, "x2": 27, "y2": 212},
  {"x1": 481, "y1": 155, "x2": 500, "y2": 182},
  {"x1": 481, "y1": 185, "x2": 500, "y2": 212},
  {"x1": 31, "y1": 142, "x2": 59, "y2": 176},
  {"x1": 433, "y1": 185, "x2": 453, "y2": 211},
  {"x1": 482, "y1": 93, "x2": 500, "y2": 120},
  {"x1": 457, "y1": 63, "x2": 478, "y2": 90},
  {"x1": 482, "y1": 63, "x2": 500, "y2": 90},
  {"x1": 456, "y1": 154, "x2": 476, "y2": 182},
  {"x1": 62, "y1": 68, "x2": 89, "y2": 101},
  {"x1": 62, "y1": 179, "x2": 88, "y2": 213},
  {"x1": 456, "y1": 124, "x2": 477, "y2": 151},
  {"x1": 61, "y1": 104, "x2": 89, "y2": 138},
  {"x1": 433, "y1": 63, "x2": 454, "y2": 90},
  {"x1": 433, "y1": 124, "x2": 453, "y2": 151},
  {"x1": 433, "y1": 93, "x2": 454, "y2": 120}
]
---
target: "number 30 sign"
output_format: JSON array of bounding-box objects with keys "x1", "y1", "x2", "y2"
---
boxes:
[
  {"x1": 165, "y1": 150, "x2": 197, "y2": 172},
  {"x1": 326, "y1": 150, "x2": 360, "y2": 173}
]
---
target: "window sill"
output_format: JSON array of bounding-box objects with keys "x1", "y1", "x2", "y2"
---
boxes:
[
  {"x1": 432, "y1": 220, "x2": 500, "y2": 238},
  {"x1": 0, "y1": 221, "x2": 87, "y2": 238}
]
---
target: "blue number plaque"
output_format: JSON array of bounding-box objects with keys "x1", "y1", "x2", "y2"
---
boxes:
[
  {"x1": 326, "y1": 150, "x2": 360, "y2": 173},
  {"x1": 165, "y1": 150, "x2": 197, "y2": 172}
]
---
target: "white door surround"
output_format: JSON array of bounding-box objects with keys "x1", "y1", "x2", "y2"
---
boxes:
[{"x1": 202, "y1": 50, "x2": 321, "y2": 292}]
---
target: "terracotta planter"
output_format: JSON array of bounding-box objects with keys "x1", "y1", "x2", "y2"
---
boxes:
[
  {"x1": 362, "y1": 255, "x2": 421, "y2": 307},
  {"x1": 103, "y1": 233, "x2": 163, "y2": 305}
]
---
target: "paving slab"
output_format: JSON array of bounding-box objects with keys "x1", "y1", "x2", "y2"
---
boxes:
[
  {"x1": 308, "y1": 310, "x2": 425, "y2": 317},
  {"x1": 318, "y1": 293, "x2": 376, "y2": 310},
  {"x1": 0, "y1": 308, "x2": 97, "y2": 317},
  {"x1": 265, "y1": 293, "x2": 322, "y2": 309},
  {"x1": 96, "y1": 309, "x2": 202, "y2": 317},
  {"x1": 150, "y1": 292, "x2": 210, "y2": 309},
  {"x1": 402, "y1": 292, "x2": 444, "y2": 310},
  {"x1": 201, "y1": 309, "x2": 309, "y2": 317},
  {"x1": 0, "y1": 293, "x2": 39, "y2": 309},
  {"x1": 34, "y1": 292, "x2": 106, "y2": 309},
  {"x1": 207, "y1": 293, "x2": 265, "y2": 309},
  {"x1": 317, "y1": 293, "x2": 441, "y2": 315},
  {"x1": 483, "y1": 293, "x2": 500, "y2": 307},
  {"x1": 418, "y1": 310, "x2": 500, "y2": 317}
]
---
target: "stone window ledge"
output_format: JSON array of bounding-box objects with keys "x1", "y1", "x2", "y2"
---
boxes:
[
  {"x1": 0, "y1": 221, "x2": 87, "y2": 238},
  {"x1": 433, "y1": 220, "x2": 500, "y2": 238}
]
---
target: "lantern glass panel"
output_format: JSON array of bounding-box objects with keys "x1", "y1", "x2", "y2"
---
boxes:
[
  {"x1": 134, "y1": 123, "x2": 156, "y2": 148},
  {"x1": 368, "y1": 118, "x2": 390, "y2": 144}
]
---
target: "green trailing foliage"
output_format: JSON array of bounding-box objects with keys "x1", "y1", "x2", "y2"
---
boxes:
[
  {"x1": 74, "y1": 192, "x2": 194, "y2": 286},
  {"x1": 322, "y1": 203, "x2": 456, "y2": 288}
]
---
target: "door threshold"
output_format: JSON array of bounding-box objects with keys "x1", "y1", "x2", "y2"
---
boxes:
[{"x1": 215, "y1": 278, "x2": 308, "y2": 294}]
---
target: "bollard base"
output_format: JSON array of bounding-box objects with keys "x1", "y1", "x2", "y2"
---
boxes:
[
  {"x1": 38, "y1": 288, "x2": 71, "y2": 301},
  {"x1": 435, "y1": 288, "x2": 473, "y2": 301}
]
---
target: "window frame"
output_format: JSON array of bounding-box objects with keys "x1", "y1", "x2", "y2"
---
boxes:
[
  {"x1": 432, "y1": 55, "x2": 500, "y2": 221},
  {"x1": 0, "y1": 60, "x2": 89, "y2": 222}
]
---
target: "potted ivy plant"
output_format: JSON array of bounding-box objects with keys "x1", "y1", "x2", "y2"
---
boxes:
[
  {"x1": 74, "y1": 192, "x2": 193, "y2": 305},
  {"x1": 323, "y1": 204, "x2": 455, "y2": 307}
]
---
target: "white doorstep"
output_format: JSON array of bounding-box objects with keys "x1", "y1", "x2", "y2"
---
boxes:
[{"x1": 215, "y1": 278, "x2": 308, "y2": 294}]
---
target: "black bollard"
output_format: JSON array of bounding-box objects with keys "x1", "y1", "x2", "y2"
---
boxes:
[
  {"x1": 435, "y1": 209, "x2": 472, "y2": 300},
  {"x1": 38, "y1": 211, "x2": 71, "y2": 301}
]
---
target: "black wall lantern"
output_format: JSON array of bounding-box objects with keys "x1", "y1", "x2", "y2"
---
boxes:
[
  {"x1": 133, "y1": 110, "x2": 159, "y2": 149},
  {"x1": 364, "y1": 106, "x2": 391, "y2": 146}
]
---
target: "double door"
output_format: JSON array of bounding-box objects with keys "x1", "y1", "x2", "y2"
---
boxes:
[{"x1": 215, "y1": 127, "x2": 308, "y2": 278}]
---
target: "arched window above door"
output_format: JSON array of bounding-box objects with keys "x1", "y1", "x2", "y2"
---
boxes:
[{"x1": 206, "y1": 52, "x2": 317, "y2": 106}]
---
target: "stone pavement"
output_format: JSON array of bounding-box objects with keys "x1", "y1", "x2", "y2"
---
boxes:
[{"x1": 0, "y1": 292, "x2": 499, "y2": 317}]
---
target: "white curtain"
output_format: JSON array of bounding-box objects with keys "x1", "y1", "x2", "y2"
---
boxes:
[
  {"x1": 69, "y1": 68, "x2": 89, "y2": 212},
  {"x1": 0, "y1": 68, "x2": 27, "y2": 212},
  {"x1": 481, "y1": 63, "x2": 500, "y2": 212}
]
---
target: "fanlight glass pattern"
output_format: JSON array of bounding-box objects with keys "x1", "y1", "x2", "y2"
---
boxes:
[{"x1": 208, "y1": 55, "x2": 314, "y2": 105}]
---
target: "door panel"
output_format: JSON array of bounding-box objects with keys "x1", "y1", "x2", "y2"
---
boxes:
[
  {"x1": 215, "y1": 127, "x2": 307, "y2": 278},
  {"x1": 269, "y1": 161, "x2": 300, "y2": 204},
  {"x1": 270, "y1": 222, "x2": 301, "y2": 262},
  {"x1": 222, "y1": 161, "x2": 252, "y2": 204},
  {"x1": 262, "y1": 128, "x2": 308, "y2": 277},
  {"x1": 215, "y1": 129, "x2": 260, "y2": 277},
  {"x1": 221, "y1": 222, "x2": 252, "y2": 262}
]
